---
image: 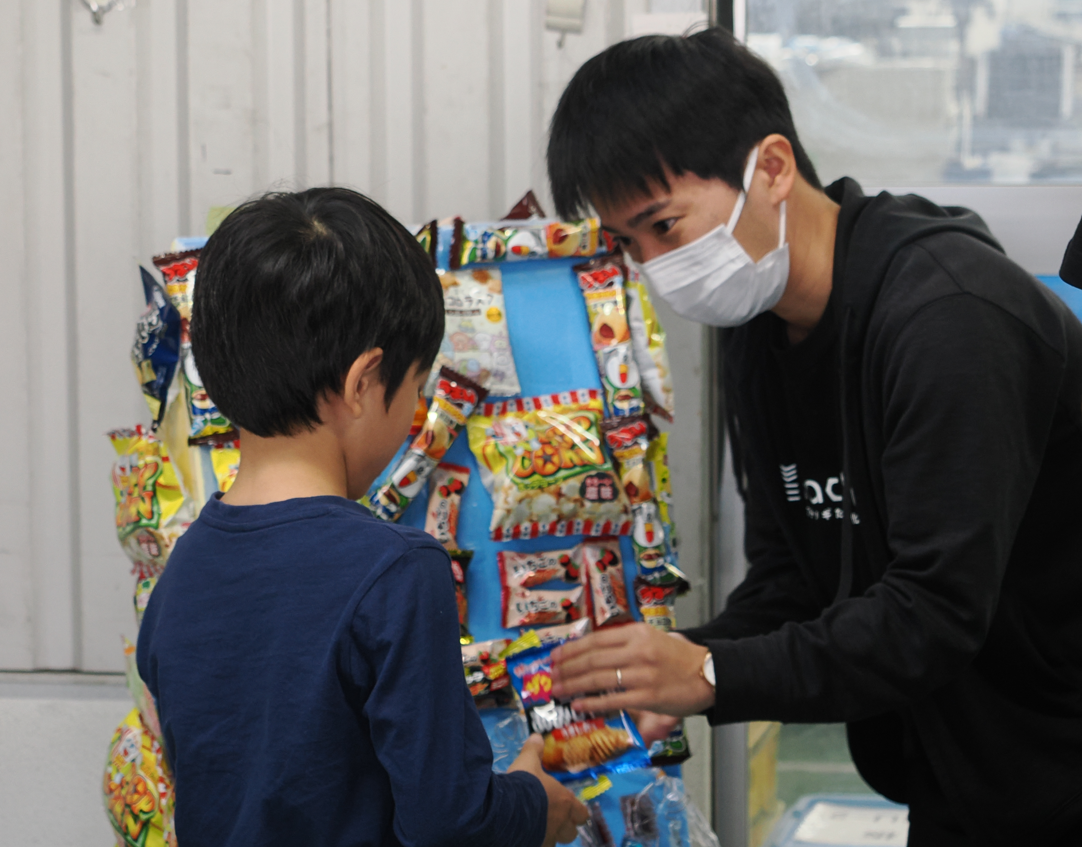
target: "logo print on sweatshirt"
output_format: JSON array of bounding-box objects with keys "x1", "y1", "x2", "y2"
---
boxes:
[{"x1": 779, "y1": 464, "x2": 860, "y2": 524}]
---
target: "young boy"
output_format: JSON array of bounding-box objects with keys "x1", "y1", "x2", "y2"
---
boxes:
[{"x1": 137, "y1": 188, "x2": 586, "y2": 847}]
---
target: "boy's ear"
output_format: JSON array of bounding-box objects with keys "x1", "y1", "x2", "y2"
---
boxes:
[{"x1": 341, "y1": 348, "x2": 385, "y2": 418}]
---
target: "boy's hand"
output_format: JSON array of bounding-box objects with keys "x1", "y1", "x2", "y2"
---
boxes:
[{"x1": 508, "y1": 734, "x2": 589, "y2": 847}]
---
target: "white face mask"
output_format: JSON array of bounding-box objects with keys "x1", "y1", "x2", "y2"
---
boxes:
[{"x1": 636, "y1": 146, "x2": 789, "y2": 328}]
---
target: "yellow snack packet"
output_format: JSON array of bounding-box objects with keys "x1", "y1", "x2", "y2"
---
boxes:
[
  {"x1": 103, "y1": 707, "x2": 176, "y2": 847},
  {"x1": 625, "y1": 261, "x2": 675, "y2": 421},
  {"x1": 108, "y1": 427, "x2": 195, "y2": 579},
  {"x1": 467, "y1": 390, "x2": 631, "y2": 541}
]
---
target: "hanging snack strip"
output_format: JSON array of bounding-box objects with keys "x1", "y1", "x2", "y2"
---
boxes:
[
  {"x1": 575, "y1": 258, "x2": 645, "y2": 418},
  {"x1": 152, "y1": 250, "x2": 233, "y2": 442},
  {"x1": 467, "y1": 390, "x2": 631, "y2": 541},
  {"x1": 623, "y1": 258, "x2": 675, "y2": 422},
  {"x1": 601, "y1": 416, "x2": 688, "y2": 591},
  {"x1": 451, "y1": 217, "x2": 609, "y2": 269},
  {"x1": 582, "y1": 539, "x2": 634, "y2": 629},
  {"x1": 428, "y1": 268, "x2": 521, "y2": 396},
  {"x1": 506, "y1": 640, "x2": 651, "y2": 783},
  {"x1": 425, "y1": 463, "x2": 470, "y2": 550},
  {"x1": 370, "y1": 367, "x2": 487, "y2": 521},
  {"x1": 450, "y1": 550, "x2": 474, "y2": 644},
  {"x1": 462, "y1": 639, "x2": 514, "y2": 709}
]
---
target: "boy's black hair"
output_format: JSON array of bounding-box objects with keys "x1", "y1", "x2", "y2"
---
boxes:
[
  {"x1": 191, "y1": 187, "x2": 444, "y2": 438},
  {"x1": 548, "y1": 27, "x2": 821, "y2": 219}
]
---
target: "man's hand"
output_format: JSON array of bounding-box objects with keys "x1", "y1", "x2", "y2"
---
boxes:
[
  {"x1": 550, "y1": 624, "x2": 715, "y2": 717},
  {"x1": 508, "y1": 734, "x2": 589, "y2": 847}
]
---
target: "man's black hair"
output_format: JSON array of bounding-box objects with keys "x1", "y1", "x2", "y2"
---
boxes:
[
  {"x1": 548, "y1": 27, "x2": 821, "y2": 219},
  {"x1": 191, "y1": 187, "x2": 444, "y2": 438}
]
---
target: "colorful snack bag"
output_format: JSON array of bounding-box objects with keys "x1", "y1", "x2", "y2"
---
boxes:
[
  {"x1": 462, "y1": 639, "x2": 514, "y2": 708},
  {"x1": 575, "y1": 258, "x2": 645, "y2": 417},
  {"x1": 529, "y1": 616, "x2": 592, "y2": 645},
  {"x1": 646, "y1": 431, "x2": 676, "y2": 546},
  {"x1": 370, "y1": 368, "x2": 487, "y2": 521},
  {"x1": 152, "y1": 249, "x2": 200, "y2": 321},
  {"x1": 134, "y1": 577, "x2": 158, "y2": 628},
  {"x1": 410, "y1": 395, "x2": 429, "y2": 437},
  {"x1": 582, "y1": 539, "x2": 633, "y2": 629},
  {"x1": 624, "y1": 259, "x2": 675, "y2": 422},
  {"x1": 633, "y1": 579, "x2": 679, "y2": 633},
  {"x1": 506, "y1": 641, "x2": 651, "y2": 782},
  {"x1": 468, "y1": 390, "x2": 631, "y2": 540},
  {"x1": 451, "y1": 218, "x2": 607, "y2": 269},
  {"x1": 449, "y1": 550, "x2": 473, "y2": 644},
  {"x1": 602, "y1": 417, "x2": 688, "y2": 591},
  {"x1": 503, "y1": 584, "x2": 586, "y2": 629},
  {"x1": 109, "y1": 427, "x2": 195, "y2": 580},
  {"x1": 132, "y1": 267, "x2": 181, "y2": 428},
  {"x1": 103, "y1": 707, "x2": 176, "y2": 847},
  {"x1": 428, "y1": 268, "x2": 521, "y2": 396},
  {"x1": 179, "y1": 343, "x2": 232, "y2": 442},
  {"x1": 498, "y1": 548, "x2": 580, "y2": 589},
  {"x1": 425, "y1": 463, "x2": 470, "y2": 549}
]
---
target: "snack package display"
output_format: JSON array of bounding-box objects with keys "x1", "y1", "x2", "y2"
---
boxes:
[
  {"x1": 132, "y1": 267, "x2": 181, "y2": 428},
  {"x1": 451, "y1": 217, "x2": 608, "y2": 269},
  {"x1": 370, "y1": 368, "x2": 487, "y2": 521},
  {"x1": 505, "y1": 641, "x2": 651, "y2": 782},
  {"x1": 109, "y1": 427, "x2": 195, "y2": 580},
  {"x1": 468, "y1": 390, "x2": 631, "y2": 540},
  {"x1": 601, "y1": 417, "x2": 687, "y2": 591},
  {"x1": 582, "y1": 539, "x2": 633, "y2": 629},
  {"x1": 462, "y1": 638, "x2": 514, "y2": 708},
  {"x1": 624, "y1": 260, "x2": 675, "y2": 422},
  {"x1": 503, "y1": 584, "x2": 586, "y2": 629},
  {"x1": 498, "y1": 548, "x2": 580, "y2": 589},
  {"x1": 575, "y1": 258, "x2": 645, "y2": 417},
  {"x1": 103, "y1": 707, "x2": 176, "y2": 847},
  {"x1": 428, "y1": 268, "x2": 521, "y2": 396},
  {"x1": 425, "y1": 463, "x2": 470, "y2": 549},
  {"x1": 449, "y1": 550, "x2": 474, "y2": 644}
]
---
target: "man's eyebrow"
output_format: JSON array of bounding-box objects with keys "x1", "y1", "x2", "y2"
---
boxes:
[{"x1": 627, "y1": 199, "x2": 670, "y2": 229}]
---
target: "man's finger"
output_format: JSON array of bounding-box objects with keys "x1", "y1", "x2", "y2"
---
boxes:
[
  {"x1": 552, "y1": 627, "x2": 635, "y2": 663},
  {"x1": 568, "y1": 689, "x2": 654, "y2": 715},
  {"x1": 552, "y1": 654, "x2": 643, "y2": 697}
]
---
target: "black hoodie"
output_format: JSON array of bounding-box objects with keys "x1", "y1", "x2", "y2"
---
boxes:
[{"x1": 682, "y1": 179, "x2": 1082, "y2": 844}]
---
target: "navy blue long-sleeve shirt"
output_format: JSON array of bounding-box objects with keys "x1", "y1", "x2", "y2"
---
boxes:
[{"x1": 137, "y1": 494, "x2": 546, "y2": 847}]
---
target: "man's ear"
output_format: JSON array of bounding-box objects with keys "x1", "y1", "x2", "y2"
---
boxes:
[
  {"x1": 757, "y1": 133, "x2": 797, "y2": 204},
  {"x1": 341, "y1": 348, "x2": 385, "y2": 419}
]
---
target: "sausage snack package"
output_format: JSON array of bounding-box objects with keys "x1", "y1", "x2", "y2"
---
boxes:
[
  {"x1": 427, "y1": 268, "x2": 521, "y2": 396},
  {"x1": 601, "y1": 417, "x2": 688, "y2": 591},
  {"x1": 498, "y1": 548, "x2": 580, "y2": 589},
  {"x1": 370, "y1": 367, "x2": 487, "y2": 521},
  {"x1": 467, "y1": 389, "x2": 631, "y2": 541},
  {"x1": 109, "y1": 427, "x2": 195, "y2": 580},
  {"x1": 575, "y1": 258, "x2": 645, "y2": 418},
  {"x1": 503, "y1": 583, "x2": 587, "y2": 629},
  {"x1": 425, "y1": 463, "x2": 470, "y2": 549},
  {"x1": 582, "y1": 539, "x2": 633, "y2": 629},
  {"x1": 132, "y1": 267, "x2": 181, "y2": 428},
  {"x1": 450, "y1": 217, "x2": 608, "y2": 269},
  {"x1": 623, "y1": 259, "x2": 675, "y2": 422},
  {"x1": 462, "y1": 639, "x2": 514, "y2": 708},
  {"x1": 505, "y1": 640, "x2": 651, "y2": 782},
  {"x1": 449, "y1": 550, "x2": 474, "y2": 644}
]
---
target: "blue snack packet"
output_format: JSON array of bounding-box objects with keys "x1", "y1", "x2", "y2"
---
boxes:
[
  {"x1": 506, "y1": 640, "x2": 651, "y2": 783},
  {"x1": 132, "y1": 266, "x2": 181, "y2": 428}
]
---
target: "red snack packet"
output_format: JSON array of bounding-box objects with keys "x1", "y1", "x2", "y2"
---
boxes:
[
  {"x1": 449, "y1": 550, "x2": 473, "y2": 644},
  {"x1": 498, "y1": 548, "x2": 580, "y2": 589},
  {"x1": 633, "y1": 577, "x2": 678, "y2": 632},
  {"x1": 502, "y1": 584, "x2": 586, "y2": 629},
  {"x1": 583, "y1": 539, "x2": 633, "y2": 628},
  {"x1": 425, "y1": 463, "x2": 470, "y2": 549}
]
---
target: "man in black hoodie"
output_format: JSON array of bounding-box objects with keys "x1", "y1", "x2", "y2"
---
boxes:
[{"x1": 547, "y1": 28, "x2": 1082, "y2": 847}]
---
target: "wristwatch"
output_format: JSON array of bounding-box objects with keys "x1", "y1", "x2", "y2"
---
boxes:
[{"x1": 701, "y1": 649, "x2": 716, "y2": 689}]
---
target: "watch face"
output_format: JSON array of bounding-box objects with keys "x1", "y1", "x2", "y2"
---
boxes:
[{"x1": 703, "y1": 652, "x2": 716, "y2": 688}]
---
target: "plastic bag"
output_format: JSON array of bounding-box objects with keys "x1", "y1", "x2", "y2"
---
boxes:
[{"x1": 467, "y1": 390, "x2": 631, "y2": 541}]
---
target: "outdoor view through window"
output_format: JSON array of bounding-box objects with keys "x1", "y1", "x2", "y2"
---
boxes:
[{"x1": 746, "y1": 1, "x2": 1082, "y2": 186}]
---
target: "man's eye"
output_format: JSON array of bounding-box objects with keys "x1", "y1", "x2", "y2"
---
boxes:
[
  {"x1": 654, "y1": 218, "x2": 678, "y2": 235},
  {"x1": 612, "y1": 234, "x2": 633, "y2": 247}
]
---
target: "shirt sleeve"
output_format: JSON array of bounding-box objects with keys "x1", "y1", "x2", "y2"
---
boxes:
[
  {"x1": 703, "y1": 292, "x2": 1060, "y2": 724},
  {"x1": 351, "y1": 540, "x2": 547, "y2": 847}
]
